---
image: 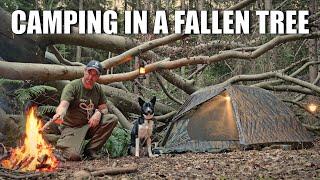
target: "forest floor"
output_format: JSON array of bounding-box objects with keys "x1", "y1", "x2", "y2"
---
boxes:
[{"x1": 50, "y1": 138, "x2": 320, "y2": 179}]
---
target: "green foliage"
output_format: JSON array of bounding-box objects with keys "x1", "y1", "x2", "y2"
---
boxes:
[
  {"x1": 0, "y1": 0, "x2": 36, "y2": 12},
  {"x1": 38, "y1": 105, "x2": 56, "y2": 115},
  {"x1": 100, "y1": 127, "x2": 130, "y2": 158},
  {"x1": 14, "y1": 85, "x2": 58, "y2": 105},
  {"x1": 0, "y1": 79, "x2": 24, "y2": 91}
]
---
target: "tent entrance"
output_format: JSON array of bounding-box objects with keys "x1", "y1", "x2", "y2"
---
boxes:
[{"x1": 187, "y1": 92, "x2": 239, "y2": 141}]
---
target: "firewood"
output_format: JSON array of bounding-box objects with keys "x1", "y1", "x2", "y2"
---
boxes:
[
  {"x1": 37, "y1": 154, "x2": 48, "y2": 164},
  {"x1": 90, "y1": 165, "x2": 138, "y2": 176},
  {"x1": 19, "y1": 156, "x2": 35, "y2": 169},
  {"x1": 13, "y1": 155, "x2": 30, "y2": 170},
  {"x1": 36, "y1": 154, "x2": 50, "y2": 169},
  {"x1": 36, "y1": 163, "x2": 51, "y2": 169},
  {"x1": 10, "y1": 158, "x2": 19, "y2": 169}
]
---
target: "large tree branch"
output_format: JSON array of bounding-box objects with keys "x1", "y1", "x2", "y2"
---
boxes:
[
  {"x1": 101, "y1": 34, "x2": 187, "y2": 69},
  {"x1": 155, "y1": 40, "x2": 247, "y2": 57},
  {"x1": 37, "y1": 28, "x2": 140, "y2": 54}
]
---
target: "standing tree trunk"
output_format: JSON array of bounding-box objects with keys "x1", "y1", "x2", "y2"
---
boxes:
[
  {"x1": 75, "y1": 0, "x2": 83, "y2": 62},
  {"x1": 308, "y1": 0, "x2": 318, "y2": 82},
  {"x1": 180, "y1": 0, "x2": 186, "y2": 77},
  {"x1": 264, "y1": 0, "x2": 272, "y2": 10},
  {"x1": 195, "y1": 0, "x2": 205, "y2": 86}
]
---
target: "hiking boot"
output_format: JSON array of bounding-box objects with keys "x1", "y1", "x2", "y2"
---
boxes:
[{"x1": 84, "y1": 150, "x2": 103, "y2": 160}]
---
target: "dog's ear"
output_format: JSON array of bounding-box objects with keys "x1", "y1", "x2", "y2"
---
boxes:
[
  {"x1": 150, "y1": 96, "x2": 156, "y2": 105},
  {"x1": 138, "y1": 97, "x2": 145, "y2": 107}
]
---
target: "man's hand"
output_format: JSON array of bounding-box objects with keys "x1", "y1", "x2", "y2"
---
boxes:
[
  {"x1": 52, "y1": 114, "x2": 64, "y2": 124},
  {"x1": 88, "y1": 110, "x2": 101, "y2": 128},
  {"x1": 53, "y1": 100, "x2": 69, "y2": 125}
]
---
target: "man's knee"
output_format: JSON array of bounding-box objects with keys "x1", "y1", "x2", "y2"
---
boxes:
[{"x1": 101, "y1": 114, "x2": 118, "y2": 124}]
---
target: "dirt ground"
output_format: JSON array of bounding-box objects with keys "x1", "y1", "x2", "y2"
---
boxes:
[{"x1": 50, "y1": 139, "x2": 320, "y2": 179}]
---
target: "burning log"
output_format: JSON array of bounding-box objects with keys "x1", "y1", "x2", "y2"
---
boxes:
[
  {"x1": 36, "y1": 154, "x2": 51, "y2": 170},
  {"x1": 13, "y1": 155, "x2": 30, "y2": 170},
  {"x1": 10, "y1": 158, "x2": 20, "y2": 169},
  {"x1": 37, "y1": 154, "x2": 48, "y2": 165},
  {"x1": 20, "y1": 156, "x2": 35, "y2": 169}
]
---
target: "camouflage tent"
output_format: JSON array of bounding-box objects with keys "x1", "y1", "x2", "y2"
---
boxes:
[{"x1": 161, "y1": 85, "x2": 313, "y2": 153}]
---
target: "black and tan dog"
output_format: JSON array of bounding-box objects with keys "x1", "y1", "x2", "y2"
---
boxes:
[{"x1": 128, "y1": 97, "x2": 157, "y2": 157}]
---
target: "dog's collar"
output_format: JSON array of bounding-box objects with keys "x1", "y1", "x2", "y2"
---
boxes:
[
  {"x1": 143, "y1": 114, "x2": 154, "y2": 121},
  {"x1": 144, "y1": 118, "x2": 154, "y2": 121}
]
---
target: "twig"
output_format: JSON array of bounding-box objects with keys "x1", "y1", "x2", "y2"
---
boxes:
[
  {"x1": 90, "y1": 166, "x2": 138, "y2": 176},
  {"x1": 293, "y1": 40, "x2": 307, "y2": 62},
  {"x1": 0, "y1": 170, "x2": 51, "y2": 179},
  {"x1": 187, "y1": 64, "x2": 208, "y2": 80}
]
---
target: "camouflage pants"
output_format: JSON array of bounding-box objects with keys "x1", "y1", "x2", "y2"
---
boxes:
[{"x1": 56, "y1": 114, "x2": 118, "y2": 161}]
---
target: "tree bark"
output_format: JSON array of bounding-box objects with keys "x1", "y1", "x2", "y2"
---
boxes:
[
  {"x1": 308, "y1": 0, "x2": 318, "y2": 82},
  {"x1": 75, "y1": 0, "x2": 83, "y2": 62}
]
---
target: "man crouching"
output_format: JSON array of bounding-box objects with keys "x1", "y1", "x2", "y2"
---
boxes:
[{"x1": 49, "y1": 60, "x2": 118, "y2": 160}]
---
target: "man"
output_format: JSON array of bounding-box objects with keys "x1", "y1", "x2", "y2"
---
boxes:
[{"x1": 51, "y1": 60, "x2": 118, "y2": 160}]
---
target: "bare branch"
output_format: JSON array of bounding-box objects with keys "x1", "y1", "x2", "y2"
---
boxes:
[
  {"x1": 220, "y1": 72, "x2": 320, "y2": 94},
  {"x1": 154, "y1": 73, "x2": 183, "y2": 105},
  {"x1": 101, "y1": 34, "x2": 187, "y2": 69},
  {"x1": 155, "y1": 40, "x2": 247, "y2": 56},
  {"x1": 294, "y1": 72, "x2": 320, "y2": 102},
  {"x1": 154, "y1": 111, "x2": 177, "y2": 123},
  {"x1": 187, "y1": 64, "x2": 208, "y2": 80},
  {"x1": 48, "y1": 45, "x2": 83, "y2": 66},
  {"x1": 157, "y1": 70, "x2": 197, "y2": 94},
  {"x1": 254, "y1": 58, "x2": 315, "y2": 87},
  {"x1": 107, "y1": 100, "x2": 132, "y2": 130},
  {"x1": 262, "y1": 85, "x2": 315, "y2": 95}
]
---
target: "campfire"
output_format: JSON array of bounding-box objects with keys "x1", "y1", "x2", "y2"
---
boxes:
[{"x1": 1, "y1": 107, "x2": 58, "y2": 172}]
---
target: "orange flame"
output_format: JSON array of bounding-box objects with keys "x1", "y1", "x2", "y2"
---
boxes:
[{"x1": 1, "y1": 107, "x2": 58, "y2": 172}]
